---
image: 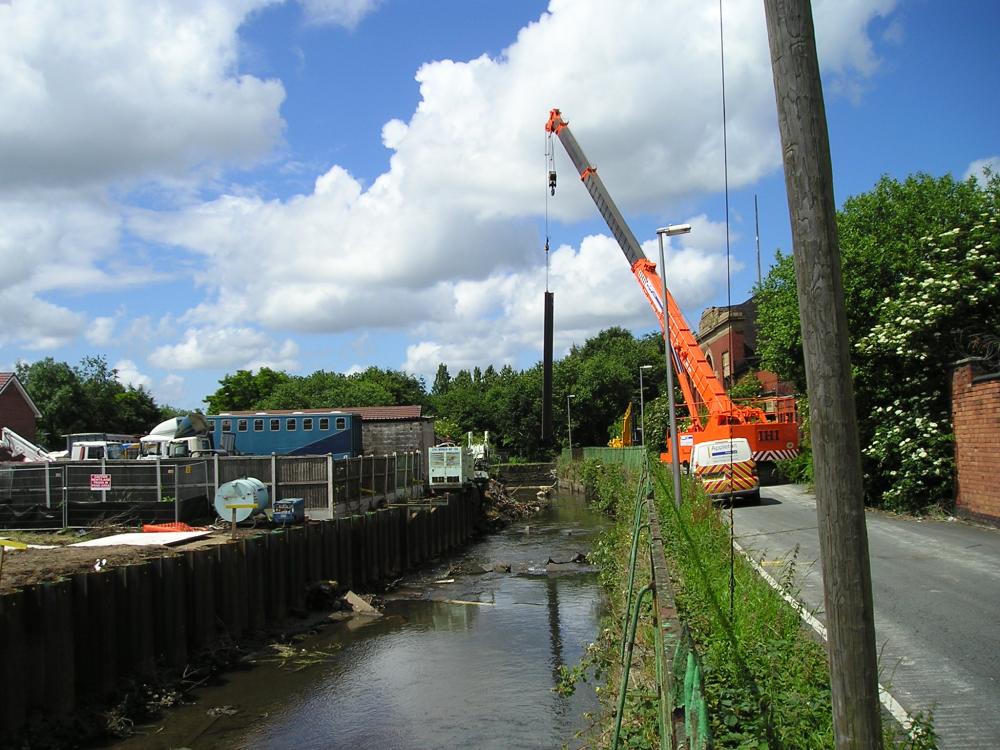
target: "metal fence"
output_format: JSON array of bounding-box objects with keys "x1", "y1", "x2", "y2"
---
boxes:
[
  {"x1": 560, "y1": 446, "x2": 649, "y2": 472},
  {"x1": 0, "y1": 451, "x2": 424, "y2": 529}
]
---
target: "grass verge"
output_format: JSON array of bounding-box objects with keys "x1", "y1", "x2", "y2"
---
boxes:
[{"x1": 563, "y1": 457, "x2": 938, "y2": 749}]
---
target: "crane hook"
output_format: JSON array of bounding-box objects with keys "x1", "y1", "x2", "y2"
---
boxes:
[{"x1": 548, "y1": 170, "x2": 557, "y2": 196}]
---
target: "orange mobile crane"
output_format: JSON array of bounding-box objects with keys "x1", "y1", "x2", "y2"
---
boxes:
[{"x1": 545, "y1": 108, "x2": 799, "y2": 469}]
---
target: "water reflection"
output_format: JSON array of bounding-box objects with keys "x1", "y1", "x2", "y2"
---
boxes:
[{"x1": 110, "y1": 491, "x2": 608, "y2": 750}]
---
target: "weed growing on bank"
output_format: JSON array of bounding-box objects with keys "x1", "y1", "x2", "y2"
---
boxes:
[{"x1": 565, "y1": 457, "x2": 937, "y2": 749}]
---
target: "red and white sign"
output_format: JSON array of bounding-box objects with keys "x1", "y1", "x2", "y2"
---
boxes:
[{"x1": 90, "y1": 474, "x2": 112, "y2": 491}]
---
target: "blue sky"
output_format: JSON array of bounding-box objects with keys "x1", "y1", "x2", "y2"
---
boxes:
[{"x1": 1, "y1": 0, "x2": 996, "y2": 411}]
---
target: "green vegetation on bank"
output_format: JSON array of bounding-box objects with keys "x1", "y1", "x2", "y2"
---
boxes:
[
  {"x1": 757, "y1": 171, "x2": 1000, "y2": 512},
  {"x1": 569, "y1": 457, "x2": 937, "y2": 749}
]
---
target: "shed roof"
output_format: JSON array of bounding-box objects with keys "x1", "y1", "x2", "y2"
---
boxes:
[
  {"x1": 0, "y1": 373, "x2": 42, "y2": 418},
  {"x1": 213, "y1": 405, "x2": 425, "y2": 421}
]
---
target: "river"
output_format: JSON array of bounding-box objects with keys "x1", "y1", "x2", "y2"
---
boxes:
[{"x1": 109, "y1": 489, "x2": 609, "y2": 750}]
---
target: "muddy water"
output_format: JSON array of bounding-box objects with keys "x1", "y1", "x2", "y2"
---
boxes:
[{"x1": 112, "y1": 491, "x2": 609, "y2": 750}]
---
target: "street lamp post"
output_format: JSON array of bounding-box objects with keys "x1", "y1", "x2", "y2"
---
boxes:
[
  {"x1": 657, "y1": 223, "x2": 692, "y2": 508},
  {"x1": 566, "y1": 394, "x2": 576, "y2": 453},
  {"x1": 638, "y1": 365, "x2": 653, "y2": 447}
]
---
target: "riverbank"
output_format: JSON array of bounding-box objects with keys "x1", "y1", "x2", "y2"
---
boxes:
[
  {"x1": 105, "y1": 488, "x2": 609, "y2": 749},
  {"x1": 564, "y1": 457, "x2": 938, "y2": 749},
  {"x1": 0, "y1": 489, "x2": 486, "y2": 748}
]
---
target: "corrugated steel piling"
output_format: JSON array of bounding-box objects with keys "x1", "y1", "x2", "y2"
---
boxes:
[{"x1": 0, "y1": 485, "x2": 482, "y2": 744}]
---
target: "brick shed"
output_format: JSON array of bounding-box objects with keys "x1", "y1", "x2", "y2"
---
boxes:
[
  {"x1": 951, "y1": 359, "x2": 1000, "y2": 525},
  {"x1": 0, "y1": 373, "x2": 42, "y2": 450}
]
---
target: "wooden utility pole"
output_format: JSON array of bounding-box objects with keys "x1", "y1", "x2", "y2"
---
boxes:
[{"x1": 762, "y1": 1, "x2": 883, "y2": 747}]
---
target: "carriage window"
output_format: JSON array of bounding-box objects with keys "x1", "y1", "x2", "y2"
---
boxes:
[
  {"x1": 286, "y1": 418, "x2": 297, "y2": 431},
  {"x1": 270, "y1": 418, "x2": 280, "y2": 431},
  {"x1": 221, "y1": 419, "x2": 232, "y2": 432},
  {"x1": 237, "y1": 419, "x2": 248, "y2": 432},
  {"x1": 319, "y1": 418, "x2": 329, "y2": 431},
  {"x1": 303, "y1": 418, "x2": 313, "y2": 431},
  {"x1": 335, "y1": 417, "x2": 346, "y2": 430},
  {"x1": 253, "y1": 419, "x2": 264, "y2": 432}
]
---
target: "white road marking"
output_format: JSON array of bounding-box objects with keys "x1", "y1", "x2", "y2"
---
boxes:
[{"x1": 733, "y1": 540, "x2": 914, "y2": 732}]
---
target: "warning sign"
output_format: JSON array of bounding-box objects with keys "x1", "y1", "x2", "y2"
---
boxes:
[{"x1": 90, "y1": 474, "x2": 112, "y2": 491}]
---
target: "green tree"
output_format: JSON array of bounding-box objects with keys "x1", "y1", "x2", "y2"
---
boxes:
[
  {"x1": 16, "y1": 358, "x2": 87, "y2": 448},
  {"x1": 756, "y1": 173, "x2": 989, "y2": 392},
  {"x1": 431, "y1": 363, "x2": 451, "y2": 395},
  {"x1": 756, "y1": 171, "x2": 999, "y2": 511},
  {"x1": 17, "y1": 356, "x2": 163, "y2": 448},
  {"x1": 206, "y1": 367, "x2": 291, "y2": 413}
]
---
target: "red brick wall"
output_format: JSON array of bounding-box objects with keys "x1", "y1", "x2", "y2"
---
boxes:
[
  {"x1": 0, "y1": 385, "x2": 38, "y2": 443},
  {"x1": 703, "y1": 328, "x2": 747, "y2": 384},
  {"x1": 952, "y1": 362, "x2": 1000, "y2": 524}
]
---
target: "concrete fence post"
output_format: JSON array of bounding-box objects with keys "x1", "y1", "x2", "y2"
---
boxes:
[
  {"x1": 155, "y1": 457, "x2": 162, "y2": 502},
  {"x1": 62, "y1": 470, "x2": 69, "y2": 530},
  {"x1": 270, "y1": 454, "x2": 277, "y2": 503},
  {"x1": 327, "y1": 453, "x2": 335, "y2": 517},
  {"x1": 213, "y1": 452, "x2": 220, "y2": 492}
]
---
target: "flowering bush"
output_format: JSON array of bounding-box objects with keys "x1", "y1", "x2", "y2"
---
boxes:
[{"x1": 857, "y1": 212, "x2": 999, "y2": 511}]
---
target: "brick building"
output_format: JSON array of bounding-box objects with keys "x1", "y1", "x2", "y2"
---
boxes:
[
  {"x1": 0, "y1": 372, "x2": 41, "y2": 445},
  {"x1": 951, "y1": 359, "x2": 1000, "y2": 526},
  {"x1": 695, "y1": 298, "x2": 795, "y2": 395}
]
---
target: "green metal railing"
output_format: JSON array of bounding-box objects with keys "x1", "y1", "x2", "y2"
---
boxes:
[{"x1": 611, "y1": 457, "x2": 711, "y2": 750}]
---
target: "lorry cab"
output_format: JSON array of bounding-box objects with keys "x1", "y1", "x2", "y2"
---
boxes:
[
  {"x1": 690, "y1": 437, "x2": 760, "y2": 503},
  {"x1": 69, "y1": 441, "x2": 126, "y2": 461}
]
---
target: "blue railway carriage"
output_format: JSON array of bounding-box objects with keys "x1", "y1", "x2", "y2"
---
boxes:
[{"x1": 206, "y1": 410, "x2": 363, "y2": 458}]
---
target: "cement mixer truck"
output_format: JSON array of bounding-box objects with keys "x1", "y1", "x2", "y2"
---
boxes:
[{"x1": 139, "y1": 414, "x2": 230, "y2": 459}]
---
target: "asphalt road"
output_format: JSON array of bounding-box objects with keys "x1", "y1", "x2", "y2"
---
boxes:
[{"x1": 730, "y1": 484, "x2": 1000, "y2": 749}]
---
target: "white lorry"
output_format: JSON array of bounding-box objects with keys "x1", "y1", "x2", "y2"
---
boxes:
[
  {"x1": 0, "y1": 428, "x2": 131, "y2": 461},
  {"x1": 139, "y1": 414, "x2": 224, "y2": 459}
]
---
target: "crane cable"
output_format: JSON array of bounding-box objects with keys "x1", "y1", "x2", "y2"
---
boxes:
[
  {"x1": 544, "y1": 131, "x2": 555, "y2": 292},
  {"x1": 717, "y1": 0, "x2": 738, "y2": 617}
]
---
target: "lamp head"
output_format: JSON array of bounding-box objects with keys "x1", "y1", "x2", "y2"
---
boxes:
[{"x1": 656, "y1": 223, "x2": 692, "y2": 237}]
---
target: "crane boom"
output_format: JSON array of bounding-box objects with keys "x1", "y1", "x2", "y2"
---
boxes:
[
  {"x1": 547, "y1": 108, "x2": 737, "y2": 425},
  {"x1": 546, "y1": 108, "x2": 799, "y2": 465}
]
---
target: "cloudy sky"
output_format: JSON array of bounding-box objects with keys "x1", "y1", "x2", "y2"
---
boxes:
[{"x1": 1, "y1": 0, "x2": 997, "y2": 409}]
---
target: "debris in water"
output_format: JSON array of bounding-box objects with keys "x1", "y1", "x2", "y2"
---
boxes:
[
  {"x1": 343, "y1": 590, "x2": 381, "y2": 616},
  {"x1": 483, "y1": 479, "x2": 544, "y2": 529},
  {"x1": 207, "y1": 705, "x2": 239, "y2": 717}
]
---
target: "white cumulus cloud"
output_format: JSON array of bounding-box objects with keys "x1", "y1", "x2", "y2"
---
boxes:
[
  {"x1": 149, "y1": 327, "x2": 300, "y2": 372},
  {"x1": 0, "y1": 0, "x2": 899, "y2": 383},
  {"x1": 964, "y1": 156, "x2": 999, "y2": 186},
  {"x1": 113, "y1": 359, "x2": 152, "y2": 390}
]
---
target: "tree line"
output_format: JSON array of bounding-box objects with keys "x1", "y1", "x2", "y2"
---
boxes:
[
  {"x1": 205, "y1": 329, "x2": 672, "y2": 459},
  {"x1": 15, "y1": 169, "x2": 994, "y2": 514}
]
